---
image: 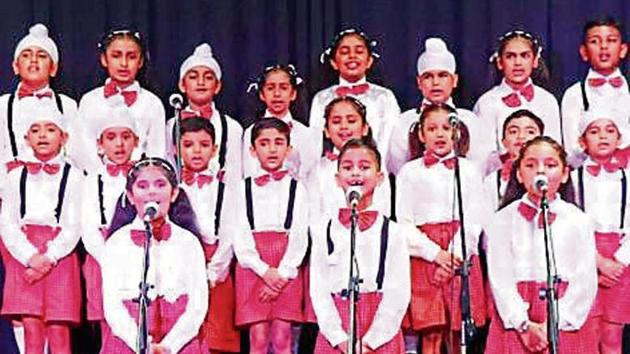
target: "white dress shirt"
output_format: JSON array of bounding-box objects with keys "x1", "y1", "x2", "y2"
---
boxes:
[
  {"x1": 485, "y1": 196, "x2": 597, "y2": 331},
  {"x1": 102, "y1": 218, "x2": 208, "y2": 353},
  {"x1": 309, "y1": 214, "x2": 410, "y2": 349}
]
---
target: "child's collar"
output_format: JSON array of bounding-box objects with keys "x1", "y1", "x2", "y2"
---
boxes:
[
  {"x1": 497, "y1": 77, "x2": 533, "y2": 94},
  {"x1": 263, "y1": 109, "x2": 293, "y2": 123},
  {"x1": 587, "y1": 67, "x2": 623, "y2": 80},
  {"x1": 17, "y1": 82, "x2": 51, "y2": 94},
  {"x1": 25, "y1": 150, "x2": 65, "y2": 165},
  {"x1": 105, "y1": 78, "x2": 140, "y2": 92},
  {"x1": 338, "y1": 76, "x2": 367, "y2": 87}
]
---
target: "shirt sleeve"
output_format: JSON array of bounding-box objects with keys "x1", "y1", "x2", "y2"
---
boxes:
[
  {"x1": 309, "y1": 222, "x2": 348, "y2": 347},
  {"x1": 224, "y1": 119, "x2": 243, "y2": 183},
  {"x1": 560, "y1": 87, "x2": 583, "y2": 156},
  {"x1": 0, "y1": 171, "x2": 37, "y2": 266},
  {"x1": 375, "y1": 91, "x2": 401, "y2": 161},
  {"x1": 145, "y1": 98, "x2": 166, "y2": 159},
  {"x1": 232, "y1": 183, "x2": 270, "y2": 277},
  {"x1": 207, "y1": 185, "x2": 237, "y2": 284},
  {"x1": 45, "y1": 171, "x2": 83, "y2": 262},
  {"x1": 73, "y1": 97, "x2": 101, "y2": 173},
  {"x1": 278, "y1": 183, "x2": 309, "y2": 279},
  {"x1": 362, "y1": 223, "x2": 411, "y2": 349},
  {"x1": 161, "y1": 237, "x2": 209, "y2": 353},
  {"x1": 386, "y1": 113, "x2": 413, "y2": 176}
]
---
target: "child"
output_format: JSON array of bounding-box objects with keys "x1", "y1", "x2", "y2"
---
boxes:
[
  {"x1": 483, "y1": 109, "x2": 544, "y2": 211},
  {"x1": 561, "y1": 17, "x2": 630, "y2": 163},
  {"x1": 80, "y1": 100, "x2": 138, "y2": 336},
  {"x1": 474, "y1": 30, "x2": 561, "y2": 162},
  {"x1": 387, "y1": 37, "x2": 484, "y2": 174},
  {"x1": 309, "y1": 137, "x2": 411, "y2": 353},
  {"x1": 176, "y1": 117, "x2": 241, "y2": 353},
  {"x1": 242, "y1": 64, "x2": 317, "y2": 180},
  {"x1": 166, "y1": 43, "x2": 242, "y2": 183},
  {"x1": 233, "y1": 118, "x2": 308, "y2": 354},
  {"x1": 485, "y1": 136, "x2": 598, "y2": 354},
  {"x1": 101, "y1": 157, "x2": 208, "y2": 354},
  {"x1": 396, "y1": 104, "x2": 488, "y2": 354},
  {"x1": 572, "y1": 106, "x2": 630, "y2": 354},
  {"x1": 0, "y1": 102, "x2": 82, "y2": 354},
  {"x1": 75, "y1": 29, "x2": 166, "y2": 173},
  {"x1": 0, "y1": 23, "x2": 77, "y2": 169},
  {"x1": 310, "y1": 28, "x2": 400, "y2": 159}
]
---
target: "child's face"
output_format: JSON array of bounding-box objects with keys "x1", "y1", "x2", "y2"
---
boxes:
[
  {"x1": 100, "y1": 38, "x2": 144, "y2": 86},
  {"x1": 178, "y1": 66, "x2": 221, "y2": 107},
  {"x1": 324, "y1": 101, "x2": 369, "y2": 150},
  {"x1": 250, "y1": 128, "x2": 292, "y2": 172},
  {"x1": 259, "y1": 70, "x2": 296, "y2": 117},
  {"x1": 25, "y1": 121, "x2": 67, "y2": 161},
  {"x1": 580, "y1": 25, "x2": 627, "y2": 75},
  {"x1": 416, "y1": 70, "x2": 458, "y2": 103},
  {"x1": 517, "y1": 143, "x2": 569, "y2": 200},
  {"x1": 180, "y1": 130, "x2": 217, "y2": 172},
  {"x1": 579, "y1": 118, "x2": 622, "y2": 160},
  {"x1": 13, "y1": 47, "x2": 57, "y2": 88},
  {"x1": 502, "y1": 116, "x2": 542, "y2": 158},
  {"x1": 129, "y1": 166, "x2": 178, "y2": 220},
  {"x1": 419, "y1": 111, "x2": 455, "y2": 157},
  {"x1": 98, "y1": 127, "x2": 138, "y2": 165},
  {"x1": 497, "y1": 38, "x2": 538, "y2": 87},
  {"x1": 330, "y1": 34, "x2": 374, "y2": 83},
  {"x1": 335, "y1": 147, "x2": 384, "y2": 202}
]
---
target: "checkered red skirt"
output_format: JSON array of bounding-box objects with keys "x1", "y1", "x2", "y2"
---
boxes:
[
  {"x1": 1, "y1": 224, "x2": 81, "y2": 323},
  {"x1": 314, "y1": 292, "x2": 404, "y2": 353},
  {"x1": 235, "y1": 231, "x2": 303, "y2": 326},
  {"x1": 591, "y1": 232, "x2": 630, "y2": 324},
  {"x1": 403, "y1": 222, "x2": 486, "y2": 331}
]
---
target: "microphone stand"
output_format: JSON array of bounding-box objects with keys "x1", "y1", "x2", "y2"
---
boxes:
[
  {"x1": 134, "y1": 220, "x2": 154, "y2": 354},
  {"x1": 171, "y1": 100, "x2": 183, "y2": 175},
  {"x1": 345, "y1": 203, "x2": 362, "y2": 354},
  {"x1": 538, "y1": 190, "x2": 560, "y2": 354},
  {"x1": 451, "y1": 120, "x2": 476, "y2": 353}
]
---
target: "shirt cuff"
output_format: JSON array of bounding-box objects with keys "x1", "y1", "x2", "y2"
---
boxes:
[
  {"x1": 18, "y1": 247, "x2": 38, "y2": 267},
  {"x1": 328, "y1": 330, "x2": 348, "y2": 349},
  {"x1": 422, "y1": 242, "x2": 441, "y2": 262},
  {"x1": 251, "y1": 260, "x2": 270, "y2": 278},
  {"x1": 277, "y1": 264, "x2": 298, "y2": 279},
  {"x1": 614, "y1": 247, "x2": 630, "y2": 266}
]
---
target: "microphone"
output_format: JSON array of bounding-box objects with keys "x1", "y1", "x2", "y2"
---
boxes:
[
  {"x1": 346, "y1": 185, "x2": 362, "y2": 208},
  {"x1": 448, "y1": 113, "x2": 459, "y2": 128},
  {"x1": 143, "y1": 202, "x2": 159, "y2": 222},
  {"x1": 534, "y1": 175, "x2": 548, "y2": 193},
  {"x1": 169, "y1": 93, "x2": 184, "y2": 110}
]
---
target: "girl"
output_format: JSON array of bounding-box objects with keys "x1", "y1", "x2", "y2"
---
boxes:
[
  {"x1": 0, "y1": 23, "x2": 77, "y2": 171},
  {"x1": 166, "y1": 43, "x2": 242, "y2": 183},
  {"x1": 101, "y1": 157, "x2": 208, "y2": 354},
  {"x1": 483, "y1": 109, "x2": 545, "y2": 211},
  {"x1": 176, "y1": 117, "x2": 240, "y2": 353},
  {"x1": 396, "y1": 104, "x2": 488, "y2": 354},
  {"x1": 233, "y1": 118, "x2": 308, "y2": 354},
  {"x1": 0, "y1": 103, "x2": 82, "y2": 354},
  {"x1": 485, "y1": 137, "x2": 598, "y2": 354},
  {"x1": 308, "y1": 96, "x2": 391, "y2": 220},
  {"x1": 242, "y1": 64, "x2": 317, "y2": 180},
  {"x1": 573, "y1": 106, "x2": 630, "y2": 354},
  {"x1": 81, "y1": 100, "x2": 139, "y2": 339},
  {"x1": 309, "y1": 137, "x2": 412, "y2": 353},
  {"x1": 474, "y1": 30, "x2": 561, "y2": 163},
  {"x1": 74, "y1": 29, "x2": 166, "y2": 173},
  {"x1": 310, "y1": 28, "x2": 400, "y2": 159}
]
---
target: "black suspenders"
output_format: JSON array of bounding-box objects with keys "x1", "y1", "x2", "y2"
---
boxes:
[
  {"x1": 20, "y1": 164, "x2": 71, "y2": 223},
  {"x1": 214, "y1": 181, "x2": 226, "y2": 235},
  {"x1": 244, "y1": 177, "x2": 298, "y2": 231},
  {"x1": 97, "y1": 175, "x2": 107, "y2": 225},
  {"x1": 326, "y1": 216, "x2": 390, "y2": 291},
  {"x1": 578, "y1": 167, "x2": 627, "y2": 229}
]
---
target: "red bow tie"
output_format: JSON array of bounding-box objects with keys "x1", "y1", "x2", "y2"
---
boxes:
[
  {"x1": 502, "y1": 84, "x2": 534, "y2": 108},
  {"x1": 325, "y1": 150, "x2": 339, "y2": 161},
  {"x1": 518, "y1": 202, "x2": 556, "y2": 228},
  {"x1": 106, "y1": 162, "x2": 134, "y2": 177},
  {"x1": 586, "y1": 159, "x2": 622, "y2": 176},
  {"x1": 6, "y1": 159, "x2": 26, "y2": 172},
  {"x1": 588, "y1": 76, "x2": 624, "y2": 88},
  {"x1": 254, "y1": 170, "x2": 289, "y2": 186},
  {"x1": 130, "y1": 221, "x2": 171, "y2": 246},
  {"x1": 335, "y1": 83, "x2": 370, "y2": 97},
  {"x1": 338, "y1": 208, "x2": 378, "y2": 232},
  {"x1": 500, "y1": 157, "x2": 514, "y2": 182},
  {"x1": 181, "y1": 168, "x2": 213, "y2": 187},
  {"x1": 181, "y1": 105, "x2": 213, "y2": 120},
  {"x1": 103, "y1": 81, "x2": 138, "y2": 107},
  {"x1": 17, "y1": 86, "x2": 53, "y2": 100},
  {"x1": 424, "y1": 151, "x2": 457, "y2": 169},
  {"x1": 24, "y1": 162, "x2": 60, "y2": 175}
]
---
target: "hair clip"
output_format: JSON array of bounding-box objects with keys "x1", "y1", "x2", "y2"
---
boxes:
[
  {"x1": 319, "y1": 28, "x2": 379, "y2": 63},
  {"x1": 246, "y1": 81, "x2": 259, "y2": 94}
]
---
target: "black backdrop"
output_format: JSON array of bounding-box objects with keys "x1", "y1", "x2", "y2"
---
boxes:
[{"x1": 1, "y1": 0, "x2": 630, "y2": 127}]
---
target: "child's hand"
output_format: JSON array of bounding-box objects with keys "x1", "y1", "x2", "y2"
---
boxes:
[
  {"x1": 434, "y1": 250, "x2": 462, "y2": 272},
  {"x1": 262, "y1": 267, "x2": 288, "y2": 292},
  {"x1": 23, "y1": 268, "x2": 45, "y2": 284},
  {"x1": 517, "y1": 321, "x2": 548, "y2": 353},
  {"x1": 358, "y1": 341, "x2": 375, "y2": 353},
  {"x1": 150, "y1": 343, "x2": 171, "y2": 354},
  {"x1": 258, "y1": 284, "x2": 280, "y2": 303},
  {"x1": 336, "y1": 341, "x2": 349, "y2": 354},
  {"x1": 431, "y1": 267, "x2": 453, "y2": 285},
  {"x1": 597, "y1": 256, "x2": 624, "y2": 286},
  {"x1": 27, "y1": 254, "x2": 53, "y2": 274}
]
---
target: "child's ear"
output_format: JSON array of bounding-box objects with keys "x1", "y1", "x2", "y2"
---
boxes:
[
  {"x1": 532, "y1": 54, "x2": 540, "y2": 69},
  {"x1": 561, "y1": 166, "x2": 570, "y2": 184},
  {"x1": 375, "y1": 170, "x2": 385, "y2": 186},
  {"x1": 578, "y1": 136, "x2": 587, "y2": 152},
  {"x1": 495, "y1": 57, "x2": 504, "y2": 72},
  {"x1": 12, "y1": 60, "x2": 19, "y2": 76},
  {"x1": 329, "y1": 59, "x2": 340, "y2": 72},
  {"x1": 620, "y1": 43, "x2": 628, "y2": 60},
  {"x1": 365, "y1": 55, "x2": 374, "y2": 71},
  {"x1": 178, "y1": 79, "x2": 187, "y2": 94},
  {"x1": 516, "y1": 168, "x2": 523, "y2": 184},
  {"x1": 249, "y1": 145, "x2": 257, "y2": 158},
  {"x1": 418, "y1": 127, "x2": 426, "y2": 144},
  {"x1": 49, "y1": 62, "x2": 58, "y2": 78},
  {"x1": 171, "y1": 186, "x2": 180, "y2": 203},
  {"x1": 579, "y1": 44, "x2": 590, "y2": 62},
  {"x1": 99, "y1": 53, "x2": 109, "y2": 69},
  {"x1": 137, "y1": 56, "x2": 144, "y2": 70},
  {"x1": 24, "y1": 133, "x2": 32, "y2": 149},
  {"x1": 60, "y1": 131, "x2": 69, "y2": 146},
  {"x1": 451, "y1": 73, "x2": 459, "y2": 89},
  {"x1": 214, "y1": 80, "x2": 223, "y2": 96},
  {"x1": 324, "y1": 126, "x2": 332, "y2": 139},
  {"x1": 334, "y1": 171, "x2": 343, "y2": 188},
  {"x1": 415, "y1": 75, "x2": 423, "y2": 91},
  {"x1": 361, "y1": 124, "x2": 370, "y2": 137},
  {"x1": 210, "y1": 144, "x2": 219, "y2": 160}
]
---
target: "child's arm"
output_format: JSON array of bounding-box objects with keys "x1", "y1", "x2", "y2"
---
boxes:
[
  {"x1": 73, "y1": 95, "x2": 101, "y2": 172},
  {"x1": 159, "y1": 237, "x2": 209, "y2": 353},
  {"x1": 44, "y1": 171, "x2": 83, "y2": 263},
  {"x1": 277, "y1": 183, "x2": 309, "y2": 279},
  {"x1": 207, "y1": 185, "x2": 238, "y2": 285},
  {"x1": 375, "y1": 90, "x2": 401, "y2": 160},
  {"x1": 223, "y1": 118, "x2": 243, "y2": 183},
  {"x1": 0, "y1": 171, "x2": 38, "y2": 266},
  {"x1": 80, "y1": 175, "x2": 106, "y2": 263},
  {"x1": 145, "y1": 97, "x2": 166, "y2": 159},
  {"x1": 309, "y1": 222, "x2": 348, "y2": 348},
  {"x1": 362, "y1": 223, "x2": 411, "y2": 350},
  {"x1": 231, "y1": 184, "x2": 270, "y2": 277}
]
